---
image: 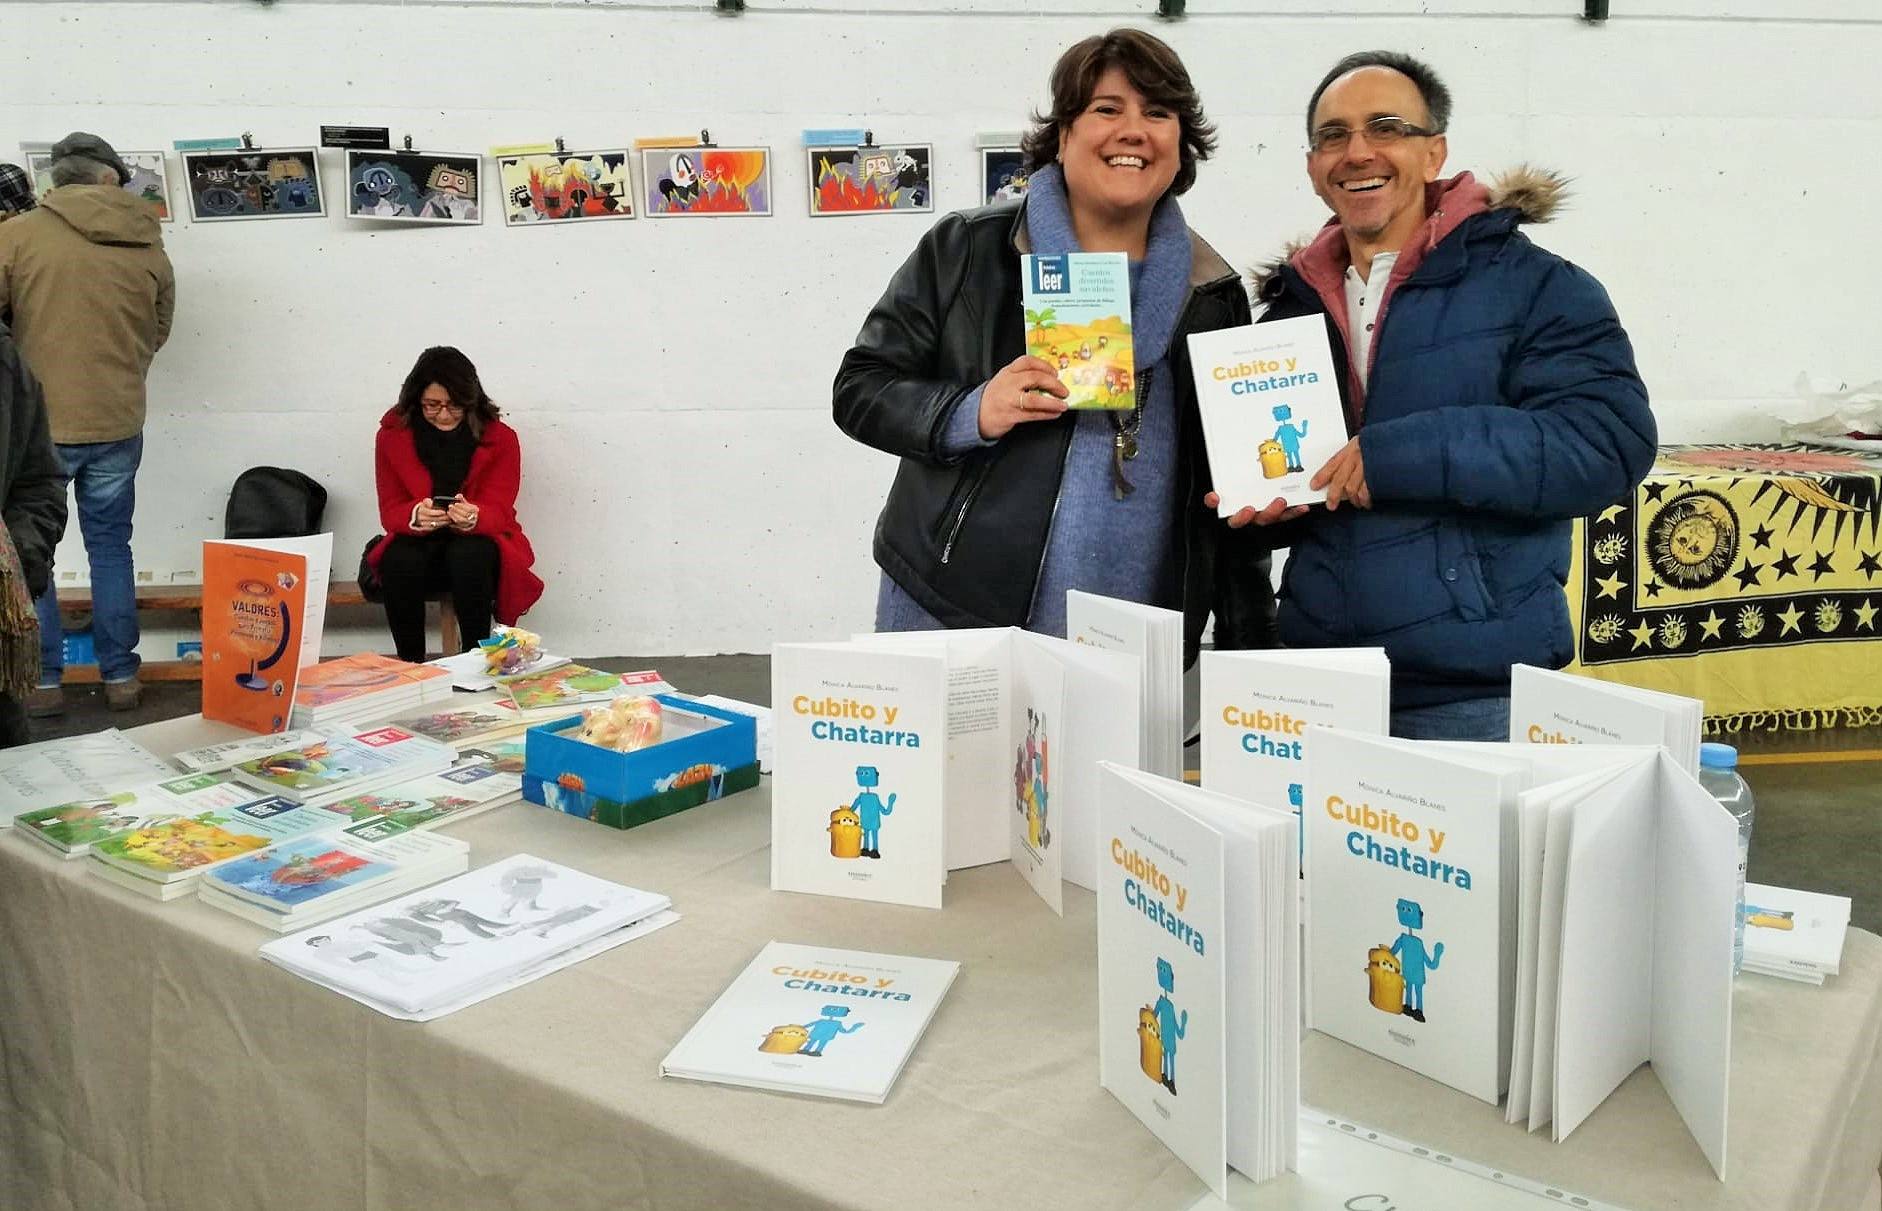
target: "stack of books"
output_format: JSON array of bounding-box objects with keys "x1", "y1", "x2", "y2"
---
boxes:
[
  {"x1": 14, "y1": 770, "x2": 270, "y2": 860},
  {"x1": 198, "y1": 816, "x2": 470, "y2": 931},
  {"x1": 661, "y1": 941, "x2": 960, "y2": 1104},
  {"x1": 88, "y1": 789, "x2": 339, "y2": 900},
  {"x1": 226, "y1": 727, "x2": 456, "y2": 810},
  {"x1": 172, "y1": 728, "x2": 331, "y2": 774},
  {"x1": 1742, "y1": 883, "x2": 1851, "y2": 984},
  {"x1": 289, "y1": 653, "x2": 454, "y2": 731},
  {"x1": 383, "y1": 696, "x2": 533, "y2": 749},
  {"x1": 308, "y1": 755, "x2": 522, "y2": 833},
  {"x1": 259, "y1": 854, "x2": 677, "y2": 1020},
  {"x1": 1066, "y1": 591, "x2": 1185, "y2": 782},
  {"x1": 0, "y1": 729, "x2": 175, "y2": 826},
  {"x1": 500, "y1": 665, "x2": 662, "y2": 715}
]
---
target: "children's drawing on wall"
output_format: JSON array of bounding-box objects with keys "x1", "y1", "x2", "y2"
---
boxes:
[
  {"x1": 981, "y1": 147, "x2": 1029, "y2": 205},
  {"x1": 641, "y1": 147, "x2": 771, "y2": 217},
  {"x1": 345, "y1": 150, "x2": 481, "y2": 224},
  {"x1": 1013, "y1": 708, "x2": 1051, "y2": 854},
  {"x1": 26, "y1": 144, "x2": 175, "y2": 221},
  {"x1": 496, "y1": 150, "x2": 635, "y2": 225},
  {"x1": 807, "y1": 143, "x2": 932, "y2": 215},
  {"x1": 181, "y1": 149, "x2": 325, "y2": 221}
]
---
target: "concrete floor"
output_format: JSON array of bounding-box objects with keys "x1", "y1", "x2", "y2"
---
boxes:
[{"x1": 30, "y1": 652, "x2": 1882, "y2": 933}]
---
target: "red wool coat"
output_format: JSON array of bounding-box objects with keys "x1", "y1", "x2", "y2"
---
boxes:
[{"x1": 367, "y1": 408, "x2": 544, "y2": 625}]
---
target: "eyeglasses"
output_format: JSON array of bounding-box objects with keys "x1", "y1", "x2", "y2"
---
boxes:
[
  {"x1": 420, "y1": 398, "x2": 464, "y2": 415},
  {"x1": 1308, "y1": 116, "x2": 1438, "y2": 154}
]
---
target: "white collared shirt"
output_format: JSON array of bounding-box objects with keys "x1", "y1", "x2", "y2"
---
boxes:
[{"x1": 1342, "y1": 250, "x2": 1398, "y2": 391}]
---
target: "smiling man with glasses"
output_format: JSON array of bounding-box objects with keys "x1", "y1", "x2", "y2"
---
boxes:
[{"x1": 1212, "y1": 50, "x2": 1657, "y2": 740}]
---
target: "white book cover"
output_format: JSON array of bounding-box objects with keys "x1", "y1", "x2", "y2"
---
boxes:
[
  {"x1": 1509, "y1": 664, "x2": 1701, "y2": 775},
  {"x1": 1186, "y1": 315, "x2": 1346, "y2": 515},
  {"x1": 260, "y1": 854, "x2": 671, "y2": 1017},
  {"x1": 1065, "y1": 591, "x2": 1181, "y2": 782},
  {"x1": 1305, "y1": 729, "x2": 1513, "y2": 1105},
  {"x1": 0, "y1": 730, "x2": 175, "y2": 826},
  {"x1": 771, "y1": 643, "x2": 948, "y2": 909},
  {"x1": 172, "y1": 728, "x2": 331, "y2": 774},
  {"x1": 1200, "y1": 649, "x2": 1389, "y2": 865},
  {"x1": 661, "y1": 941, "x2": 960, "y2": 1105},
  {"x1": 1743, "y1": 882, "x2": 1851, "y2": 976}
]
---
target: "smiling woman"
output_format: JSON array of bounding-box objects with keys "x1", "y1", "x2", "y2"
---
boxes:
[{"x1": 832, "y1": 29, "x2": 1276, "y2": 660}]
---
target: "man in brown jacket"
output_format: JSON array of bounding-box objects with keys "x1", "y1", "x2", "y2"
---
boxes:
[{"x1": 0, "y1": 132, "x2": 174, "y2": 714}]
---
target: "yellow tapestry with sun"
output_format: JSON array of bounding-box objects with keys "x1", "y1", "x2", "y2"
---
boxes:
[{"x1": 1566, "y1": 443, "x2": 1882, "y2": 731}]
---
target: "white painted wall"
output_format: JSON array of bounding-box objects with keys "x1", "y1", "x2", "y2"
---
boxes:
[{"x1": 4, "y1": 1, "x2": 1878, "y2": 656}]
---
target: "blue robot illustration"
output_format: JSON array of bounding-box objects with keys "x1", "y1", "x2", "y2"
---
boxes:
[
  {"x1": 798, "y1": 1004, "x2": 864, "y2": 1056},
  {"x1": 1152, "y1": 957, "x2": 1189, "y2": 1095},
  {"x1": 1390, "y1": 898, "x2": 1445, "y2": 1022},
  {"x1": 850, "y1": 765, "x2": 896, "y2": 860},
  {"x1": 1271, "y1": 404, "x2": 1309, "y2": 473}
]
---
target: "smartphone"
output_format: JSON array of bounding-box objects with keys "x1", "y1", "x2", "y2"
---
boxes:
[{"x1": 429, "y1": 495, "x2": 456, "y2": 508}]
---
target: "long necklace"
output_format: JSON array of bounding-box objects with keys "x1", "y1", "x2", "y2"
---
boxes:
[{"x1": 1109, "y1": 365, "x2": 1152, "y2": 500}]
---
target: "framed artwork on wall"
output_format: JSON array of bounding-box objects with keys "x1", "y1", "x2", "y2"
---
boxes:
[
  {"x1": 345, "y1": 149, "x2": 482, "y2": 224},
  {"x1": 496, "y1": 150, "x2": 635, "y2": 225},
  {"x1": 640, "y1": 147, "x2": 771, "y2": 217},
  {"x1": 180, "y1": 148, "x2": 325, "y2": 221},
  {"x1": 807, "y1": 143, "x2": 932, "y2": 216}
]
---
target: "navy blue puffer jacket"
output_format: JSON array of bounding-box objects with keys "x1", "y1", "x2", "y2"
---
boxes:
[{"x1": 1250, "y1": 169, "x2": 1656, "y2": 708}]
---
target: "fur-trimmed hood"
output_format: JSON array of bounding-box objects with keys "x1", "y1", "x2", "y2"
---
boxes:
[{"x1": 1248, "y1": 165, "x2": 1569, "y2": 300}]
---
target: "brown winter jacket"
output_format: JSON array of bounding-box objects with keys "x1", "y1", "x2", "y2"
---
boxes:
[{"x1": 0, "y1": 185, "x2": 175, "y2": 443}]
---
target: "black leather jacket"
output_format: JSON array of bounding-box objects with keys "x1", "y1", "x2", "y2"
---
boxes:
[{"x1": 833, "y1": 198, "x2": 1275, "y2": 664}]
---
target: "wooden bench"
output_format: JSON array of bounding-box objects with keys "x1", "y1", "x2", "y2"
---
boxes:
[{"x1": 54, "y1": 580, "x2": 457, "y2": 683}]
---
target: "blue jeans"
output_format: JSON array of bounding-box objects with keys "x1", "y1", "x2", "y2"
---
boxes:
[
  {"x1": 1390, "y1": 695, "x2": 1511, "y2": 742},
  {"x1": 35, "y1": 434, "x2": 143, "y2": 684}
]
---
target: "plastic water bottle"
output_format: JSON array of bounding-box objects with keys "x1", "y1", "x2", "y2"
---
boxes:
[{"x1": 1698, "y1": 742, "x2": 1755, "y2": 974}]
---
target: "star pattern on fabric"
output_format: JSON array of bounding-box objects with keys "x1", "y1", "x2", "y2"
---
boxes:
[
  {"x1": 1597, "y1": 504, "x2": 1627, "y2": 526},
  {"x1": 1732, "y1": 560, "x2": 1764, "y2": 591},
  {"x1": 1750, "y1": 524, "x2": 1774, "y2": 550},
  {"x1": 1643, "y1": 481, "x2": 1669, "y2": 503},
  {"x1": 1643, "y1": 579, "x2": 1663, "y2": 599},
  {"x1": 1699, "y1": 611, "x2": 1725, "y2": 641},
  {"x1": 1771, "y1": 551, "x2": 1801, "y2": 579},
  {"x1": 1777, "y1": 602, "x2": 1805, "y2": 636},
  {"x1": 1629, "y1": 620, "x2": 1657, "y2": 650},
  {"x1": 1594, "y1": 573, "x2": 1626, "y2": 600},
  {"x1": 1854, "y1": 599, "x2": 1879, "y2": 630},
  {"x1": 1807, "y1": 551, "x2": 1837, "y2": 581},
  {"x1": 1859, "y1": 552, "x2": 1882, "y2": 581}
]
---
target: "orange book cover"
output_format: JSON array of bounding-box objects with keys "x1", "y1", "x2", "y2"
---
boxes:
[
  {"x1": 294, "y1": 652, "x2": 449, "y2": 709},
  {"x1": 202, "y1": 541, "x2": 310, "y2": 733}
]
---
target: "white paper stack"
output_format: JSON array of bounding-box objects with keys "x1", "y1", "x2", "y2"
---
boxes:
[
  {"x1": 288, "y1": 653, "x2": 455, "y2": 731},
  {"x1": 661, "y1": 941, "x2": 960, "y2": 1104},
  {"x1": 226, "y1": 727, "x2": 456, "y2": 808},
  {"x1": 260, "y1": 854, "x2": 677, "y2": 1020},
  {"x1": 1066, "y1": 591, "x2": 1184, "y2": 782},
  {"x1": 199, "y1": 815, "x2": 470, "y2": 931},
  {"x1": 1742, "y1": 883, "x2": 1851, "y2": 984},
  {"x1": 0, "y1": 730, "x2": 174, "y2": 827}
]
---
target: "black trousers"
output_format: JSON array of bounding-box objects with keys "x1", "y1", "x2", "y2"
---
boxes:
[
  {"x1": 378, "y1": 532, "x2": 499, "y2": 662},
  {"x1": 0, "y1": 693, "x2": 28, "y2": 749}
]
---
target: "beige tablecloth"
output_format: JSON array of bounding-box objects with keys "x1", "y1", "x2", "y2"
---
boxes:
[{"x1": 2, "y1": 716, "x2": 1877, "y2": 1211}]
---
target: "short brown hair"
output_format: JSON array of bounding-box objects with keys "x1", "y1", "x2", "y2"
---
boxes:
[
  {"x1": 1020, "y1": 28, "x2": 1216, "y2": 198},
  {"x1": 396, "y1": 346, "x2": 501, "y2": 439}
]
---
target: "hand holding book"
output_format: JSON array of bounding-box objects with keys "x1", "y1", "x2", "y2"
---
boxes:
[{"x1": 978, "y1": 354, "x2": 1069, "y2": 440}]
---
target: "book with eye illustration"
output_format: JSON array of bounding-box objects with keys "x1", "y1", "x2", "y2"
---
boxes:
[
  {"x1": 1022, "y1": 252, "x2": 1133, "y2": 409},
  {"x1": 259, "y1": 854, "x2": 677, "y2": 1020}
]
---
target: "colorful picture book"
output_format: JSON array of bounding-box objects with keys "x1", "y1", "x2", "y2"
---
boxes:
[
  {"x1": 89, "y1": 793, "x2": 336, "y2": 895},
  {"x1": 1097, "y1": 764, "x2": 1298, "y2": 1196},
  {"x1": 1198, "y1": 647, "x2": 1390, "y2": 866},
  {"x1": 259, "y1": 854, "x2": 677, "y2": 1020},
  {"x1": 1304, "y1": 730, "x2": 1735, "y2": 1177},
  {"x1": 1509, "y1": 663, "x2": 1702, "y2": 775},
  {"x1": 384, "y1": 699, "x2": 530, "y2": 748},
  {"x1": 200, "y1": 539, "x2": 312, "y2": 734},
  {"x1": 1741, "y1": 882, "x2": 1851, "y2": 984},
  {"x1": 0, "y1": 730, "x2": 173, "y2": 826},
  {"x1": 228, "y1": 727, "x2": 455, "y2": 805},
  {"x1": 310, "y1": 758, "x2": 521, "y2": 833},
  {"x1": 501, "y1": 664, "x2": 635, "y2": 712},
  {"x1": 660, "y1": 941, "x2": 960, "y2": 1104},
  {"x1": 14, "y1": 770, "x2": 262, "y2": 859},
  {"x1": 200, "y1": 815, "x2": 469, "y2": 931},
  {"x1": 173, "y1": 728, "x2": 330, "y2": 774},
  {"x1": 290, "y1": 652, "x2": 453, "y2": 730},
  {"x1": 1065, "y1": 591, "x2": 1183, "y2": 782},
  {"x1": 1022, "y1": 252, "x2": 1134, "y2": 409},
  {"x1": 1186, "y1": 315, "x2": 1347, "y2": 514}
]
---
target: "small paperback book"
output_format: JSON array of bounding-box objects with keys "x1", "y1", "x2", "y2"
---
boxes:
[
  {"x1": 172, "y1": 728, "x2": 331, "y2": 774},
  {"x1": 771, "y1": 642, "x2": 949, "y2": 910},
  {"x1": 259, "y1": 853, "x2": 676, "y2": 1021},
  {"x1": 1742, "y1": 882, "x2": 1851, "y2": 984},
  {"x1": 14, "y1": 770, "x2": 269, "y2": 859},
  {"x1": 199, "y1": 815, "x2": 469, "y2": 930},
  {"x1": 89, "y1": 793, "x2": 335, "y2": 897},
  {"x1": 660, "y1": 941, "x2": 960, "y2": 1104},
  {"x1": 1097, "y1": 764, "x2": 1299, "y2": 1197},
  {"x1": 1185, "y1": 315, "x2": 1345, "y2": 515},
  {"x1": 200, "y1": 538, "x2": 313, "y2": 733},
  {"x1": 308, "y1": 758, "x2": 520, "y2": 833},
  {"x1": 0, "y1": 730, "x2": 174, "y2": 825},
  {"x1": 1022, "y1": 252, "x2": 1133, "y2": 409},
  {"x1": 384, "y1": 698, "x2": 529, "y2": 748},
  {"x1": 229, "y1": 727, "x2": 454, "y2": 804},
  {"x1": 1065, "y1": 591, "x2": 1182, "y2": 782},
  {"x1": 1509, "y1": 663, "x2": 1702, "y2": 775},
  {"x1": 503, "y1": 664, "x2": 634, "y2": 712}
]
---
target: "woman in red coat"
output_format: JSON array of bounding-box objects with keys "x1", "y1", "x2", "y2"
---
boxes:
[{"x1": 367, "y1": 347, "x2": 542, "y2": 660}]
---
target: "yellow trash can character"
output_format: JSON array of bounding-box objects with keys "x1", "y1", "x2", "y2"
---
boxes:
[
  {"x1": 1258, "y1": 439, "x2": 1290, "y2": 479},
  {"x1": 1137, "y1": 1005, "x2": 1164, "y2": 1082},
  {"x1": 828, "y1": 806, "x2": 863, "y2": 859},
  {"x1": 1366, "y1": 945, "x2": 1405, "y2": 1014},
  {"x1": 759, "y1": 1023, "x2": 811, "y2": 1054}
]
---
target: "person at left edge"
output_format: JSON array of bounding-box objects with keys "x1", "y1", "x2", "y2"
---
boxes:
[
  {"x1": 366, "y1": 347, "x2": 543, "y2": 662},
  {"x1": 832, "y1": 28, "x2": 1276, "y2": 662},
  {"x1": 0, "y1": 325, "x2": 69, "y2": 746}
]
